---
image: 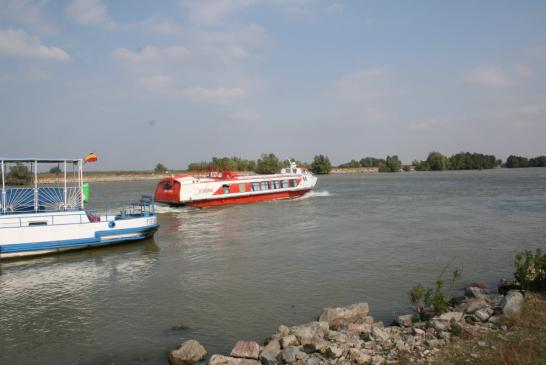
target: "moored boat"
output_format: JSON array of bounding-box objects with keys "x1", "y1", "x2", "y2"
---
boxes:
[
  {"x1": 0, "y1": 158, "x2": 159, "y2": 259},
  {"x1": 154, "y1": 161, "x2": 317, "y2": 207}
]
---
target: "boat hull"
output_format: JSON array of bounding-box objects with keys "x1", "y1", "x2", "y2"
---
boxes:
[
  {"x1": 0, "y1": 213, "x2": 159, "y2": 260},
  {"x1": 180, "y1": 188, "x2": 311, "y2": 207}
]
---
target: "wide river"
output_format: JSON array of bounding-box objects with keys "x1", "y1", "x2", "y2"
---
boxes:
[{"x1": 1, "y1": 169, "x2": 545, "y2": 364}]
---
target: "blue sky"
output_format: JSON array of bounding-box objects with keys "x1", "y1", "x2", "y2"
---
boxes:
[{"x1": 1, "y1": 0, "x2": 545, "y2": 170}]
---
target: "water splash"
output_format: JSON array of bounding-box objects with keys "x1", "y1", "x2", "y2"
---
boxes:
[
  {"x1": 155, "y1": 205, "x2": 190, "y2": 214},
  {"x1": 295, "y1": 190, "x2": 332, "y2": 200}
]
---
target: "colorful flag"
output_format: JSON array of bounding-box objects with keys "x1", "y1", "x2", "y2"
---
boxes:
[{"x1": 84, "y1": 153, "x2": 97, "y2": 163}]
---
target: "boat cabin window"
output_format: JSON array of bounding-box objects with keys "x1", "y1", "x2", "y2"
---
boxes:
[
  {"x1": 251, "y1": 182, "x2": 260, "y2": 191},
  {"x1": 292, "y1": 168, "x2": 297, "y2": 174},
  {"x1": 261, "y1": 181, "x2": 269, "y2": 190},
  {"x1": 222, "y1": 184, "x2": 230, "y2": 194},
  {"x1": 273, "y1": 180, "x2": 280, "y2": 189},
  {"x1": 239, "y1": 183, "x2": 246, "y2": 193},
  {"x1": 282, "y1": 180, "x2": 289, "y2": 188}
]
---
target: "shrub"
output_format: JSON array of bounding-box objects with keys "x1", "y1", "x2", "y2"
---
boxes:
[
  {"x1": 514, "y1": 249, "x2": 546, "y2": 292},
  {"x1": 311, "y1": 155, "x2": 332, "y2": 174}
]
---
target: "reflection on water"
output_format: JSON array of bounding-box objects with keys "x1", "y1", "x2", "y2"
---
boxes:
[{"x1": 1, "y1": 170, "x2": 546, "y2": 364}]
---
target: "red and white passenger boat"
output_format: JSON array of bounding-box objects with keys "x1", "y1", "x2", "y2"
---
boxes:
[{"x1": 154, "y1": 161, "x2": 317, "y2": 207}]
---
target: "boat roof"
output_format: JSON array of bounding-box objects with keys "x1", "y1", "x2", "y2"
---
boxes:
[{"x1": 0, "y1": 158, "x2": 82, "y2": 163}]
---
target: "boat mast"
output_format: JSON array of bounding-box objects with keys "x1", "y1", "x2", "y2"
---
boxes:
[
  {"x1": 1, "y1": 160, "x2": 5, "y2": 214},
  {"x1": 63, "y1": 160, "x2": 67, "y2": 210}
]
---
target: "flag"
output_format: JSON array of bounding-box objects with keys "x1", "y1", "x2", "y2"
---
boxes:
[{"x1": 84, "y1": 153, "x2": 97, "y2": 163}]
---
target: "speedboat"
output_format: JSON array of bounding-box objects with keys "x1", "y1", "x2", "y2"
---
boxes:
[{"x1": 0, "y1": 158, "x2": 159, "y2": 259}]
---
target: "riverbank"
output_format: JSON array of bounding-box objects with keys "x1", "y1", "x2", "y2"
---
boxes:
[{"x1": 169, "y1": 284, "x2": 544, "y2": 365}]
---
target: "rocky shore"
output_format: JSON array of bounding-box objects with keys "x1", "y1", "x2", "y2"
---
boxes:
[{"x1": 169, "y1": 284, "x2": 526, "y2": 365}]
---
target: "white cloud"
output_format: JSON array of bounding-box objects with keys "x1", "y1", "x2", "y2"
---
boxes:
[
  {"x1": 514, "y1": 64, "x2": 534, "y2": 79},
  {"x1": 0, "y1": 0, "x2": 58, "y2": 34},
  {"x1": 463, "y1": 65, "x2": 511, "y2": 86},
  {"x1": 66, "y1": 0, "x2": 117, "y2": 29},
  {"x1": 332, "y1": 67, "x2": 402, "y2": 103},
  {"x1": 178, "y1": 0, "x2": 255, "y2": 25},
  {"x1": 0, "y1": 29, "x2": 70, "y2": 61}
]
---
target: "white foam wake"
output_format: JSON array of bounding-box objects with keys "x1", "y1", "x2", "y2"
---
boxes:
[
  {"x1": 155, "y1": 205, "x2": 189, "y2": 214},
  {"x1": 295, "y1": 190, "x2": 332, "y2": 200}
]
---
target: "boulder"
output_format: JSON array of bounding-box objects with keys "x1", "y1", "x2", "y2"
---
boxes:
[
  {"x1": 349, "y1": 348, "x2": 372, "y2": 365},
  {"x1": 458, "y1": 297, "x2": 488, "y2": 314},
  {"x1": 277, "y1": 325, "x2": 290, "y2": 337},
  {"x1": 474, "y1": 309, "x2": 490, "y2": 322},
  {"x1": 439, "y1": 312, "x2": 463, "y2": 322},
  {"x1": 371, "y1": 355, "x2": 385, "y2": 365},
  {"x1": 413, "y1": 328, "x2": 425, "y2": 336},
  {"x1": 303, "y1": 355, "x2": 323, "y2": 365},
  {"x1": 430, "y1": 319, "x2": 449, "y2": 332},
  {"x1": 293, "y1": 322, "x2": 328, "y2": 344},
  {"x1": 280, "y1": 335, "x2": 299, "y2": 349},
  {"x1": 347, "y1": 323, "x2": 371, "y2": 335},
  {"x1": 230, "y1": 341, "x2": 260, "y2": 360},
  {"x1": 327, "y1": 330, "x2": 349, "y2": 343},
  {"x1": 322, "y1": 343, "x2": 344, "y2": 358},
  {"x1": 396, "y1": 314, "x2": 413, "y2": 327},
  {"x1": 318, "y1": 303, "x2": 369, "y2": 327},
  {"x1": 259, "y1": 338, "x2": 280, "y2": 365},
  {"x1": 169, "y1": 339, "x2": 207, "y2": 365},
  {"x1": 371, "y1": 326, "x2": 389, "y2": 342},
  {"x1": 280, "y1": 346, "x2": 307, "y2": 363},
  {"x1": 465, "y1": 286, "x2": 486, "y2": 299},
  {"x1": 501, "y1": 290, "x2": 524, "y2": 316},
  {"x1": 498, "y1": 278, "x2": 521, "y2": 295},
  {"x1": 209, "y1": 355, "x2": 258, "y2": 365}
]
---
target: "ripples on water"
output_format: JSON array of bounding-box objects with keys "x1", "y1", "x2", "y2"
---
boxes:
[{"x1": 1, "y1": 169, "x2": 545, "y2": 364}]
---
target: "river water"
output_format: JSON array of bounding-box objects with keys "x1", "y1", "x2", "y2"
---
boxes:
[{"x1": 1, "y1": 169, "x2": 545, "y2": 364}]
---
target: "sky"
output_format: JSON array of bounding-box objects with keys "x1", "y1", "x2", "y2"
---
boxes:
[{"x1": 1, "y1": 0, "x2": 545, "y2": 170}]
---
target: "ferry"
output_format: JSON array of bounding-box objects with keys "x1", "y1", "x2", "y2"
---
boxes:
[
  {"x1": 0, "y1": 158, "x2": 159, "y2": 259},
  {"x1": 154, "y1": 161, "x2": 317, "y2": 207}
]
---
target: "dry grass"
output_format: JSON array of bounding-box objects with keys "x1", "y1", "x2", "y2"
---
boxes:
[{"x1": 434, "y1": 293, "x2": 546, "y2": 365}]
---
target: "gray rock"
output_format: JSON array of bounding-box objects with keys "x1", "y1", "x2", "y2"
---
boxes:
[
  {"x1": 465, "y1": 286, "x2": 486, "y2": 299},
  {"x1": 231, "y1": 341, "x2": 260, "y2": 360},
  {"x1": 413, "y1": 328, "x2": 425, "y2": 336},
  {"x1": 321, "y1": 343, "x2": 344, "y2": 358},
  {"x1": 259, "y1": 338, "x2": 280, "y2": 365},
  {"x1": 280, "y1": 346, "x2": 307, "y2": 363},
  {"x1": 209, "y1": 355, "x2": 258, "y2": 365},
  {"x1": 501, "y1": 290, "x2": 524, "y2": 316},
  {"x1": 169, "y1": 339, "x2": 207, "y2": 365},
  {"x1": 280, "y1": 335, "x2": 299, "y2": 349},
  {"x1": 474, "y1": 309, "x2": 490, "y2": 322},
  {"x1": 326, "y1": 330, "x2": 349, "y2": 343},
  {"x1": 371, "y1": 326, "x2": 389, "y2": 342},
  {"x1": 459, "y1": 297, "x2": 488, "y2": 314},
  {"x1": 318, "y1": 303, "x2": 369, "y2": 327},
  {"x1": 396, "y1": 314, "x2": 413, "y2": 327},
  {"x1": 303, "y1": 355, "x2": 323, "y2": 365},
  {"x1": 293, "y1": 321, "x2": 329, "y2": 351},
  {"x1": 347, "y1": 322, "x2": 371, "y2": 335},
  {"x1": 371, "y1": 355, "x2": 385, "y2": 365},
  {"x1": 349, "y1": 348, "x2": 372, "y2": 364},
  {"x1": 277, "y1": 325, "x2": 291, "y2": 337},
  {"x1": 431, "y1": 319, "x2": 449, "y2": 332},
  {"x1": 439, "y1": 311, "x2": 464, "y2": 322}
]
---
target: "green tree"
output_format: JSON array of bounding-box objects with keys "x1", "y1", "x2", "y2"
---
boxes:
[
  {"x1": 49, "y1": 166, "x2": 62, "y2": 175},
  {"x1": 154, "y1": 163, "x2": 168, "y2": 173},
  {"x1": 426, "y1": 151, "x2": 449, "y2": 171},
  {"x1": 514, "y1": 249, "x2": 546, "y2": 292},
  {"x1": 6, "y1": 163, "x2": 31, "y2": 186},
  {"x1": 338, "y1": 159, "x2": 360, "y2": 168},
  {"x1": 413, "y1": 159, "x2": 430, "y2": 171},
  {"x1": 255, "y1": 153, "x2": 282, "y2": 174},
  {"x1": 310, "y1": 155, "x2": 332, "y2": 174},
  {"x1": 505, "y1": 155, "x2": 529, "y2": 168},
  {"x1": 378, "y1": 155, "x2": 402, "y2": 172},
  {"x1": 529, "y1": 156, "x2": 546, "y2": 167},
  {"x1": 360, "y1": 157, "x2": 384, "y2": 168}
]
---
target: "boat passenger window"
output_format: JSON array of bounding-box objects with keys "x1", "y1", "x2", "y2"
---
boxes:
[
  {"x1": 290, "y1": 179, "x2": 297, "y2": 187},
  {"x1": 273, "y1": 180, "x2": 280, "y2": 189},
  {"x1": 29, "y1": 221, "x2": 48, "y2": 226},
  {"x1": 222, "y1": 184, "x2": 230, "y2": 194},
  {"x1": 261, "y1": 181, "x2": 269, "y2": 190},
  {"x1": 292, "y1": 169, "x2": 297, "y2": 174},
  {"x1": 239, "y1": 183, "x2": 246, "y2": 193},
  {"x1": 251, "y1": 182, "x2": 260, "y2": 191},
  {"x1": 282, "y1": 180, "x2": 289, "y2": 188}
]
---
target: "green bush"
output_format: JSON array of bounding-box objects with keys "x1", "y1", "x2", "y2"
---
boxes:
[
  {"x1": 311, "y1": 155, "x2": 332, "y2": 174},
  {"x1": 514, "y1": 249, "x2": 546, "y2": 292},
  {"x1": 6, "y1": 163, "x2": 31, "y2": 186}
]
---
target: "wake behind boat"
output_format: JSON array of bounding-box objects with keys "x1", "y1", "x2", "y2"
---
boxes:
[
  {"x1": 0, "y1": 158, "x2": 159, "y2": 259},
  {"x1": 154, "y1": 161, "x2": 317, "y2": 207}
]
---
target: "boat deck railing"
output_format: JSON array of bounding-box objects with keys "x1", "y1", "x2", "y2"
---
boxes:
[
  {"x1": 1, "y1": 186, "x2": 82, "y2": 215},
  {"x1": 0, "y1": 195, "x2": 155, "y2": 228}
]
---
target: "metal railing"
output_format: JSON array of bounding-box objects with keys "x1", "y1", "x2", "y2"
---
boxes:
[{"x1": 1, "y1": 187, "x2": 82, "y2": 214}]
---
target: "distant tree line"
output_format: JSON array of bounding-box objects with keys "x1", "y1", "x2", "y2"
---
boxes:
[
  {"x1": 504, "y1": 155, "x2": 546, "y2": 168},
  {"x1": 184, "y1": 153, "x2": 332, "y2": 175},
  {"x1": 338, "y1": 157, "x2": 386, "y2": 168},
  {"x1": 411, "y1": 151, "x2": 501, "y2": 171}
]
